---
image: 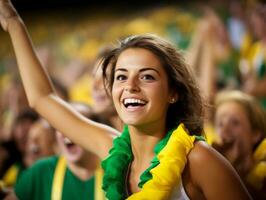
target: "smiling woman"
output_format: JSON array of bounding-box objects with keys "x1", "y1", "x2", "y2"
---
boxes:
[
  {"x1": 111, "y1": 48, "x2": 172, "y2": 128},
  {"x1": 214, "y1": 90, "x2": 266, "y2": 199},
  {"x1": 102, "y1": 36, "x2": 203, "y2": 135},
  {"x1": 0, "y1": 0, "x2": 252, "y2": 199}
]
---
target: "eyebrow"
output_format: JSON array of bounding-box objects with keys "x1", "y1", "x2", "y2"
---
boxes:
[{"x1": 115, "y1": 67, "x2": 160, "y2": 75}]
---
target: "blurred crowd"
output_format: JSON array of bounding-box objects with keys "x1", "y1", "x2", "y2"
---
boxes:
[{"x1": 0, "y1": 0, "x2": 266, "y2": 199}]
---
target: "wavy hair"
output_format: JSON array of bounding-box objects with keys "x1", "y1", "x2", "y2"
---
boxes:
[{"x1": 101, "y1": 34, "x2": 204, "y2": 135}]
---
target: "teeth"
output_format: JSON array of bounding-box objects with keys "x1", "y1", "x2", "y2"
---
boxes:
[
  {"x1": 63, "y1": 137, "x2": 73, "y2": 145},
  {"x1": 124, "y1": 98, "x2": 146, "y2": 105}
]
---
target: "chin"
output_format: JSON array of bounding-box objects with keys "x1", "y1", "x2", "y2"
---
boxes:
[
  {"x1": 66, "y1": 154, "x2": 82, "y2": 163},
  {"x1": 123, "y1": 118, "x2": 147, "y2": 127},
  {"x1": 64, "y1": 150, "x2": 83, "y2": 162}
]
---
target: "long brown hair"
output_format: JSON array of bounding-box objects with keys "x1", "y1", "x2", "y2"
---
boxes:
[{"x1": 101, "y1": 34, "x2": 204, "y2": 135}]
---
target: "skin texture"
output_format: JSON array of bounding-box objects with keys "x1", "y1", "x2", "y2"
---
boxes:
[
  {"x1": 0, "y1": 1, "x2": 251, "y2": 199},
  {"x1": 112, "y1": 48, "x2": 173, "y2": 128}
]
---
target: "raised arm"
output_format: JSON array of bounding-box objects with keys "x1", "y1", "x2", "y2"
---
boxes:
[{"x1": 0, "y1": 0, "x2": 118, "y2": 159}]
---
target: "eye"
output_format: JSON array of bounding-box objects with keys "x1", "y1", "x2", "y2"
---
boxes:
[
  {"x1": 141, "y1": 74, "x2": 155, "y2": 81},
  {"x1": 115, "y1": 74, "x2": 127, "y2": 81}
]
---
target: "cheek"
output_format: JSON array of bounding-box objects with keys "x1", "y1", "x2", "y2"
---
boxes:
[
  {"x1": 237, "y1": 119, "x2": 252, "y2": 136},
  {"x1": 110, "y1": 91, "x2": 120, "y2": 114},
  {"x1": 240, "y1": 129, "x2": 254, "y2": 146},
  {"x1": 151, "y1": 88, "x2": 170, "y2": 106},
  {"x1": 232, "y1": 124, "x2": 253, "y2": 150},
  {"x1": 111, "y1": 85, "x2": 121, "y2": 104},
  {"x1": 57, "y1": 138, "x2": 66, "y2": 150}
]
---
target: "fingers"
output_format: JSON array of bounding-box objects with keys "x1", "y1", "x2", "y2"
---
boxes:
[
  {"x1": 0, "y1": 0, "x2": 17, "y2": 18},
  {"x1": 0, "y1": 0, "x2": 19, "y2": 31}
]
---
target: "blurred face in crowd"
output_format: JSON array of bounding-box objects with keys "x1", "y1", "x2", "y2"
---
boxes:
[
  {"x1": 25, "y1": 120, "x2": 57, "y2": 167},
  {"x1": 91, "y1": 61, "x2": 115, "y2": 115},
  {"x1": 250, "y1": 11, "x2": 266, "y2": 40},
  {"x1": 214, "y1": 101, "x2": 259, "y2": 176},
  {"x1": 56, "y1": 103, "x2": 99, "y2": 165},
  {"x1": 13, "y1": 119, "x2": 34, "y2": 154},
  {"x1": 56, "y1": 131, "x2": 89, "y2": 163}
]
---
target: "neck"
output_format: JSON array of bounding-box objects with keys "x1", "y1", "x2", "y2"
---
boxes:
[
  {"x1": 110, "y1": 115, "x2": 123, "y2": 132},
  {"x1": 127, "y1": 123, "x2": 168, "y2": 193},
  {"x1": 128, "y1": 123, "x2": 167, "y2": 164},
  {"x1": 67, "y1": 155, "x2": 99, "y2": 181}
]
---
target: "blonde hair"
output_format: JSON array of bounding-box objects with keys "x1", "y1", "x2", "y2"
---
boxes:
[{"x1": 215, "y1": 90, "x2": 266, "y2": 136}]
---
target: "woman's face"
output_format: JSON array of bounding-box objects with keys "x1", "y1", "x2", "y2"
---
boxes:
[
  {"x1": 111, "y1": 48, "x2": 174, "y2": 128},
  {"x1": 215, "y1": 101, "x2": 256, "y2": 175}
]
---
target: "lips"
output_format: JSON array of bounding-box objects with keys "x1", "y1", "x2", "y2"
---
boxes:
[
  {"x1": 123, "y1": 98, "x2": 147, "y2": 108},
  {"x1": 28, "y1": 145, "x2": 40, "y2": 155}
]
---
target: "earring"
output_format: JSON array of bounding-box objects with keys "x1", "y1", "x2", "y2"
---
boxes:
[{"x1": 169, "y1": 97, "x2": 176, "y2": 104}]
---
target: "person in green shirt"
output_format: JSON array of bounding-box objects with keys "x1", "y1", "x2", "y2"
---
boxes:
[{"x1": 14, "y1": 103, "x2": 106, "y2": 200}]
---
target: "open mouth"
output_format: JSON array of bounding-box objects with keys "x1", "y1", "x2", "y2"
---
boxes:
[
  {"x1": 123, "y1": 98, "x2": 147, "y2": 108},
  {"x1": 29, "y1": 145, "x2": 40, "y2": 155},
  {"x1": 63, "y1": 137, "x2": 75, "y2": 148}
]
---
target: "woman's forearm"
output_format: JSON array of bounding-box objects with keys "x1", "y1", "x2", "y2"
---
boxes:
[{"x1": 8, "y1": 17, "x2": 55, "y2": 108}]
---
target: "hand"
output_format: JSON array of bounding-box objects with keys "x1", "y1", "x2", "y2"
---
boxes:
[{"x1": 0, "y1": 0, "x2": 19, "y2": 31}]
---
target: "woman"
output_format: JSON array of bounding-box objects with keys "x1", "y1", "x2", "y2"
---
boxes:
[
  {"x1": 214, "y1": 90, "x2": 266, "y2": 199},
  {"x1": 0, "y1": 0, "x2": 250, "y2": 199}
]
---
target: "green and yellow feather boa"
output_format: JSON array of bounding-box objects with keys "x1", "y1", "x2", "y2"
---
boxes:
[
  {"x1": 102, "y1": 123, "x2": 199, "y2": 200},
  {"x1": 246, "y1": 138, "x2": 266, "y2": 190}
]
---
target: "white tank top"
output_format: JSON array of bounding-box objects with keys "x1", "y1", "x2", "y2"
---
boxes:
[{"x1": 170, "y1": 181, "x2": 190, "y2": 200}]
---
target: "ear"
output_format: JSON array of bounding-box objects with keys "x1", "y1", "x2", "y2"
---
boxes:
[{"x1": 168, "y1": 92, "x2": 178, "y2": 104}]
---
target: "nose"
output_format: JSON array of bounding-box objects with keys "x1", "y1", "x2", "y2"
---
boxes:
[{"x1": 124, "y1": 76, "x2": 140, "y2": 93}]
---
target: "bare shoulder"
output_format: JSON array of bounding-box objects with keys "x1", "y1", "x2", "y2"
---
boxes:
[
  {"x1": 187, "y1": 141, "x2": 238, "y2": 181},
  {"x1": 188, "y1": 141, "x2": 230, "y2": 168},
  {"x1": 186, "y1": 141, "x2": 251, "y2": 200}
]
